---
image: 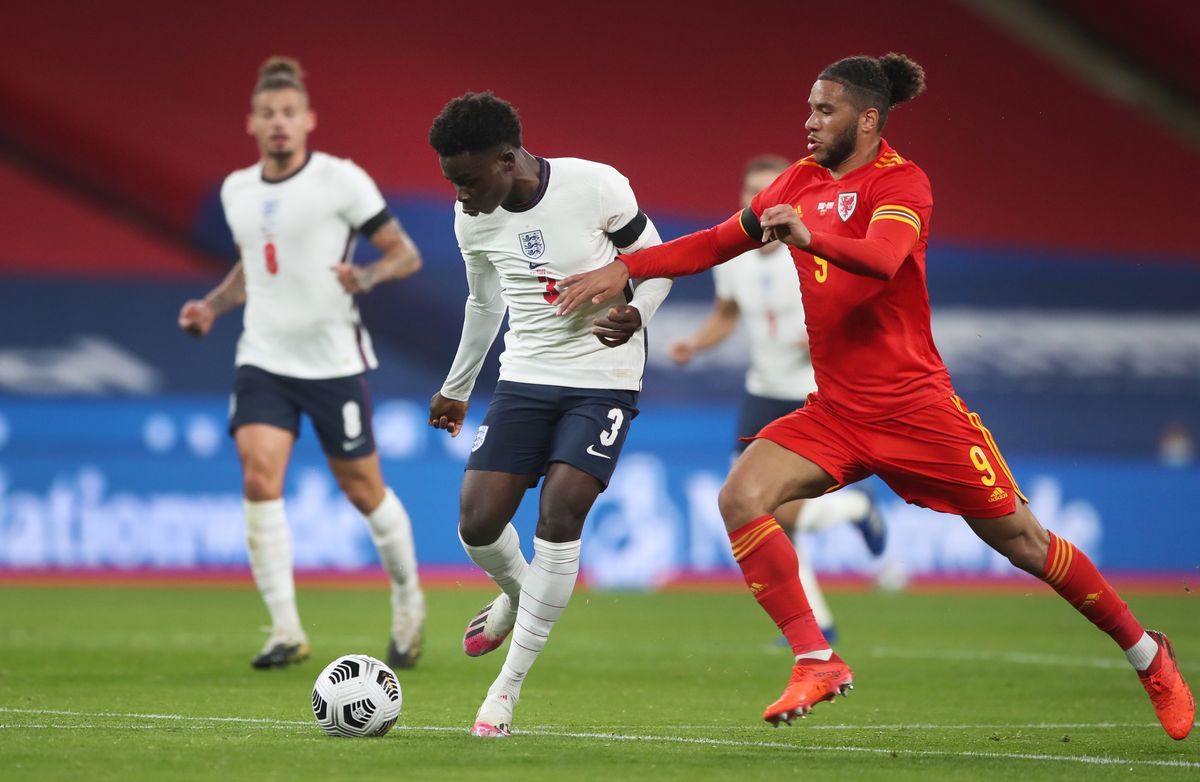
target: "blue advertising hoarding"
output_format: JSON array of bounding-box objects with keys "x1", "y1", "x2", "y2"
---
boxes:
[{"x1": 1, "y1": 397, "x2": 1195, "y2": 585}]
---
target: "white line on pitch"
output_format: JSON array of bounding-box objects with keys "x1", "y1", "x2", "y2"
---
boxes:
[
  {"x1": 1, "y1": 707, "x2": 1196, "y2": 769},
  {"x1": 0, "y1": 707, "x2": 312, "y2": 725},
  {"x1": 0, "y1": 723, "x2": 303, "y2": 730}
]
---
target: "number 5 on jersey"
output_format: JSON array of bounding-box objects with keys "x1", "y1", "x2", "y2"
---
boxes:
[{"x1": 812, "y1": 255, "x2": 828, "y2": 283}]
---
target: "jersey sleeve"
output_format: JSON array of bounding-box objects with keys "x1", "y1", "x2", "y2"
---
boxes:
[
  {"x1": 804, "y1": 164, "x2": 933, "y2": 280},
  {"x1": 597, "y1": 165, "x2": 654, "y2": 251},
  {"x1": 440, "y1": 214, "x2": 506, "y2": 400},
  {"x1": 218, "y1": 174, "x2": 242, "y2": 255},
  {"x1": 336, "y1": 159, "x2": 390, "y2": 232},
  {"x1": 865, "y1": 164, "x2": 932, "y2": 246},
  {"x1": 597, "y1": 165, "x2": 638, "y2": 232}
]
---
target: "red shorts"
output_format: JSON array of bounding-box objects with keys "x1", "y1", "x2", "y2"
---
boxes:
[{"x1": 753, "y1": 393, "x2": 1027, "y2": 519}]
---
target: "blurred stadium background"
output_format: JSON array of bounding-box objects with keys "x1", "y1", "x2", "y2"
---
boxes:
[{"x1": 1, "y1": 0, "x2": 1197, "y2": 588}]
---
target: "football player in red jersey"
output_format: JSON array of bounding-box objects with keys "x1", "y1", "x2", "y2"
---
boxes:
[{"x1": 556, "y1": 53, "x2": 1194, "y2": 740}]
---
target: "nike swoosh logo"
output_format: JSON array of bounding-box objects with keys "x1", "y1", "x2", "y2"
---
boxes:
[
  {"x1": 586, "y1": 444, "x2": 611, "y2": 460},
  {"x1": 528, "y1": 262, "x2": 548, "y2": 269},
  {"x1": 343, "y1": 437, "x2": 367, "y2": 451}
]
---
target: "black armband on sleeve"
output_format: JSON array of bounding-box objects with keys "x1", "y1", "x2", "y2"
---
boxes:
[
  {"x1": 607, "y1": 210, "x2": 650, "y2": 249},
  {"x1": 359, "y1": 208, "x2": 393, "y2": 239},
  {"x1": 738, "y1": 207, "x2": 764, "y2": 242}
]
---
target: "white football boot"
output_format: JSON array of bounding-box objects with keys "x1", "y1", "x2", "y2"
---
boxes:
[
  {"x1": 387, "y1": 597, "x2": 425, "y2": 670},
  {"x1": 470, "y1": 687, "x2": 517, "y2": 737}
]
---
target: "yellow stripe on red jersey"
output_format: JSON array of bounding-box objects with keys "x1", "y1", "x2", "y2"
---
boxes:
[{"x1": 870, "y1": 203, "x2": 922, "y2": 238}]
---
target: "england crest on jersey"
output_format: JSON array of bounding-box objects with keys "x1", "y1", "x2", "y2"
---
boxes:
[
  {"x1": 519, "y1": 229, "x2": 545, "y2": 259},
  {"x1": 261, "y1": 198, "x2": 280, "y2": 233},
  {"x1": 837, "y1": 192, "x2": 858, "y2": 222}
]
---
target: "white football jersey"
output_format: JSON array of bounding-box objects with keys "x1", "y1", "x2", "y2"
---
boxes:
[
  {"x1": 221, "y1": 151, "x2": 387, "y2": 379},
  {"x1": 451, "y1": 157, "x2": 659, "y2": 392},
  {"x1": 712, "y1": 242, "x2": 816, "y2": 400}
]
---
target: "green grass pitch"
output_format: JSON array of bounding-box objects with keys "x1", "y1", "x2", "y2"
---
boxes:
[{"x1": 1, "y1": 581, "x2": 1196, "y2": 780}]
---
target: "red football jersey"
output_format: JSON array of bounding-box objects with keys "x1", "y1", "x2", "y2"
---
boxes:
[{"x1": 749, "y1": 140, "x2": 952, "y2": 421}]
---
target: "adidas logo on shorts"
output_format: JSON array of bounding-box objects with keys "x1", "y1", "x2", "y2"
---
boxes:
[{"x1": 987, "y1": 487, "x2": 1009, "y2": 503}]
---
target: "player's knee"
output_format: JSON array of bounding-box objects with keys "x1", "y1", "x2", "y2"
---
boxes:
[
  {"x1": 534, "y1": 513, "x2": 585, "y2": 544},
  {"x1": 242, "y1": 470, "x2": 282, "y2": 502},
  {"x1": 331, "y1": 471, "x2": 380, "y2": 515},
  {"x1": 458, "y1": 502, "x2": 501, "y2": 547},
  {"x1": 717, "y1": 480, "x2": 772, "y2": 530},
  {"x1": 341, "y1": 484, "x2": 380, "y2": 515},
  {"x1": 457, "y1": 516, "x2": 489, "y2": 547}
]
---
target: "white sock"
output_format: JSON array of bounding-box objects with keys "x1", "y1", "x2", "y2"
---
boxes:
[
  {"x1": 461, "y1": 523, "x2": 529, "y2": 602},
  {"x1": 244, "y1": 498, "x2": 303, "y2": 639},
  {"x1": 797, "y1": 489, "x2": 871, "y2": 533},
  {"x1": 365, "y1": 488, "x2": 424, "y2": 617},
  {"x1": 493, "y1": 537, "x2": 580, "y2": 699},
  {"x1": 1124, "y1": 632, "x2": 1158, "y2": 671},
  {"x1": 796, "y1": 543, "x2": 834, "y2": 631}
]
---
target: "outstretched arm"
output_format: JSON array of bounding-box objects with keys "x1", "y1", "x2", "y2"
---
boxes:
[
  {"x1": 178, "y1": 260, "x2": 246, "y2": 337},
  {"x1": 557, "y1": 210, "x2": 761, "y2": 316}
]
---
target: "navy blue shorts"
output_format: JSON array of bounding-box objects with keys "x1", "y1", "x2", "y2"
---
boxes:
[
  {"x1": 228, "y1": 364, "x2": 375, "y2": 459},
  {"x1": 467, "y1": 381, "x2": 640, "y2": 489},
  {"x1": 734, "y1": 392, "x2": 804, "y2": 454}
]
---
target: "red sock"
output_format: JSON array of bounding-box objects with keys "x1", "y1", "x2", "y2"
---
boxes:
[
  {"x1": 730, "y1": 514, "x2": 827, "y2": 655},
  {"x1": 1042, "y1": 531, "x2": 1144, "y2": 650}
]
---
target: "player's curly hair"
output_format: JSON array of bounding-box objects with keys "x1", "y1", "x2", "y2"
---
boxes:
[
  {"x1": 253, "y1": 56, "x2": 307, "y2": 99},
  {"x1": 429, "y1": 91, "x2": 523, "y2": 157},
  {"x1": 818, "y1": 53, "x2": 925, "y2": 129}
]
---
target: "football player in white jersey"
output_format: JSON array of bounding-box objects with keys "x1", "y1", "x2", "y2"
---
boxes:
[
  {"x1": 178, "y1": 57, "x2": 426, "y2": 671},
  {"x1": 667, "y1": 155, "x2": 887, "y2": 644},
  {"x1": 426, "y1": 92, "x2": 672, "y2": 737}
]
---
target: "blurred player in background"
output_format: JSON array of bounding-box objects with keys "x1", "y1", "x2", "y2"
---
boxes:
[
  {"x1": 668, "y1": 154, "x2": 887, "y2": 645},
  {"x1": 178, "y1": 57, "x2": 426, "y2": 671},
  {"x1": 426, "y1": 92, "x2": 671, "y2": 737},
  {"x1": 557, "y1": 53, "x2": 1194, "y2": 739}
]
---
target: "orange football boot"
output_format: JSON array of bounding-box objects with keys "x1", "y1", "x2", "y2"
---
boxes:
[
  {"x1": 763, "y1": 652, "x2": 854, "y2": 726},
  {"x1": 1138, "y1": 630, "x2": 1195, "y2": 740}
]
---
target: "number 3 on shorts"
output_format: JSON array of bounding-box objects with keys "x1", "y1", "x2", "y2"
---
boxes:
[
  {"x1": 969, "y1": 445, "x2": 997, "y2": 486},
  {"x1": 600, "y1": 408, "x2": 624, "y2": 446}
]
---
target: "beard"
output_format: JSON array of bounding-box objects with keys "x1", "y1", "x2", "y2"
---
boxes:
[{"x1": 814, "y1": 123, "x2": 857, "y2": 169}]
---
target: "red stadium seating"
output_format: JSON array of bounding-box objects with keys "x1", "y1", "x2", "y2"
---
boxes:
[
  {"x1": 1050, "y1": 0, "x2": 1200, "y2": 101},
  {"x1": 0, "y1": 159, "x2": 216, "y2": 279},
  {"x1": 1, "y1": 0, "x2": 1198, "y2": 270}
]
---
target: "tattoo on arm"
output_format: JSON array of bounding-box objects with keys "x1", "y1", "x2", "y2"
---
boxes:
[
  {"x1": 205, "y1": 261, "x2": 246, "y2": 316},
  {"x1": 367, "y1": 220, "x2": 422, "y2": 284}
]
